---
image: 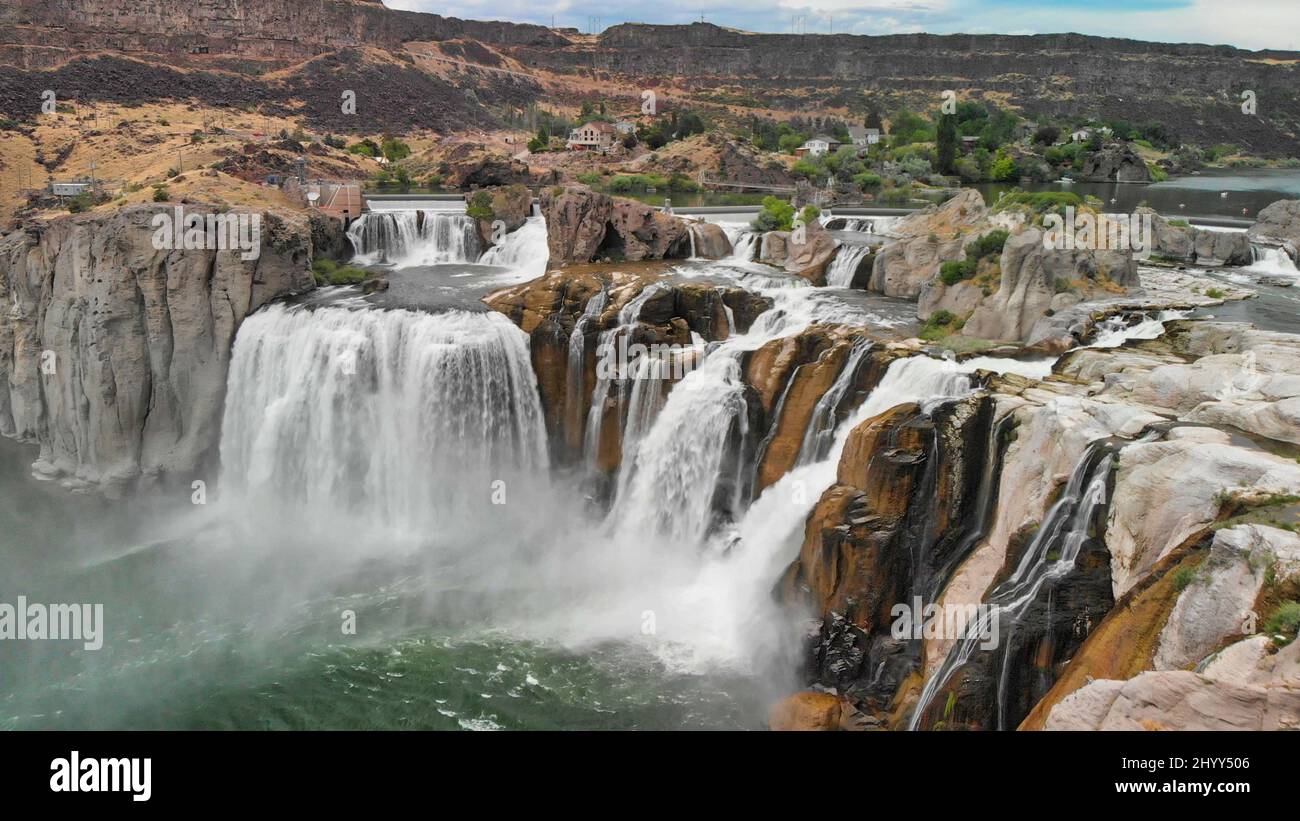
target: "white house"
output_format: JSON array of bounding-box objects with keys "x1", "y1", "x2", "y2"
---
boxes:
[
  {"x1": 1070, "y1": 128, "x2": 1094, "y2": 143},
  {"x1": 846, "y1": 126, "x2": 880, "y2": 147},
  {"x1": 796, "y1": 134, "x2": 842, "y2": 157}
]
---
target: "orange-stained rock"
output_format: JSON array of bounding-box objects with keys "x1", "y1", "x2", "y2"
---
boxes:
[{"x1": 768, "y1": 691, "x2": 843, "y2": 730}]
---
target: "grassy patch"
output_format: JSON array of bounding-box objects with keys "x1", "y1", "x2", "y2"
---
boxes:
[
  {"x1": 1262, "y1": 601, "x2": 1300, "y2": 646},
  {"x1": 312, "y1": 258, "x2": 369, "y2": 286}
]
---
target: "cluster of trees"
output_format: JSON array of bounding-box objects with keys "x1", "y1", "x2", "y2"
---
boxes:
[
  {"x1": 345, "y1": 136, "x2": 410, "y2": 162},
  {"x1": 743, "y1": 115, "x2": 856, "y2": 154}
]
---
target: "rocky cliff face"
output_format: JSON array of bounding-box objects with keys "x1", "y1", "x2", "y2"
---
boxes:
[
  {"x1": 960, "y1": 227, "x2": 1138, "y2": 344},
  {"x1": 774, "y1": 319, "x2": 1300, "y2": 731},
  {"x1": 523, "y1": 23, "x2": 1300, "y2": 156},
  {"x1": 1142, "y1": 207, "x2": 1252, "y2": 266},
  {"x1": 870, "y1": 190, "x2": 989, "y2": 299},
  {"x1": 0, "y1": 0, "x2": 564, "y2": 66},
  {"x1": 0, "y1": 204, "x2": 332, "y2": 492},
  {"x1": 5, "y1": 6, "x2": 1298, "y2": 153},
  {"x1": 1080, "y1": 143, "x2": 1151, "y2": 183}
]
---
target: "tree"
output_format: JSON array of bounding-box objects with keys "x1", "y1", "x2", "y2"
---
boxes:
[
  {"x1": 1033, "y1": 125, "x2": 1060, "y2": 145},
  {"x1": 990, "y1": 152, "x2": 1020, "y2": 182},
  {"x1": 752, "y1": 196, "x2": 796, "y2": 231},
  {"x1": 936, "y1": 113, "x2": 957, "y2": 174}
]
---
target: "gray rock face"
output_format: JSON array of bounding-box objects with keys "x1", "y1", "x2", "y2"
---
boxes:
[
  {"x1": 1080, "y1": 143, "x2": 1152, "y2": 183},
  {"x1": 868, "y1": 189, "x2": 988, "y2": 298},
  {"x1": 1248, "y1": 198, "x2": 1300, "y2": 263},
  {"x1": 961, "y1": 227, "x2": 1138, "y2": 343},
  {"x1": 1153, "y1": 524, "x2": 1300, "y2": 671},
  {"x1": 1142, "y1": 208, "x2": 1251, "y2": 266},
  {"x1": 0, "y1": 205, "x2": 321, "y2": 493}
]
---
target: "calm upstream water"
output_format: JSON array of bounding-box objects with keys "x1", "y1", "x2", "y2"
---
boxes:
[{"x1": 974, "y1": 168, "x2": 1300, "y2": 220}]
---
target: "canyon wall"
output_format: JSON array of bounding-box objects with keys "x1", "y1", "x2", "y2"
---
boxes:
[{"x1": 0, "y1": 204, "x2": 337, "y2": 492}]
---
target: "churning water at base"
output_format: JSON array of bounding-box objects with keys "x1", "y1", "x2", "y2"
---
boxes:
[{"x1": 1245, "y1": 245, "x2": 1300, "y2": 279}]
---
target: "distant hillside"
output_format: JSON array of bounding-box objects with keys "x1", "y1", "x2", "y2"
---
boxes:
[{"x1": 1, "y1": 1, "x2": 1298, "y2": 153}]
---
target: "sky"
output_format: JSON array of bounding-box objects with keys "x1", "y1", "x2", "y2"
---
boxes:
[{"x1": 387, "y1": 0, "x2": 1300, "y2": 52}]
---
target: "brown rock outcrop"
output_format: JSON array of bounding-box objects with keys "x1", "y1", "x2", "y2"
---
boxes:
[
  {"x1": 467, "y1": 183, "x2": 532, "y2": 249},
  {"x1": 768, "y1": 691, "x2": 843, "y2": 730},
  {"x1": 539, "y1": 185, "x2": 695, "y2": 266},
  {"x1": 485, "y1": 267, "x2": 770, "y2": 466}
]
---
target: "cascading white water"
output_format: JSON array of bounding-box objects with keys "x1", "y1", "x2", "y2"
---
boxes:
[
  {"x1": 630, "y1": 355, "x2": 993, "y2": 671},
  {"x1": 583, "y1": 284, "x2": 668, "y2": 471},
  {"x1": 1245, "y1": 245, "x2": 1300, "y2": 279},
  {"x1": 720, "y1": 224, "x2": 760, "y2": 264},
  {"x1": 825, "y1": 243, "x2": 874, "y2": 288},
  {"x1": 906, "y1": 431, "x2": 1158, "y2": 731},
  {"x1": 795, "y1": 338, "x2": 873, "y2": 465},
  {"x1": 1088, "y1": 309, "x2": 1189, "y2": 348},
  {"x1": 477, "y1": 216, "x2": 550, "y2": 278},
  {"x1": 837, "y1": 216, "x2": 901, "y2": 235},
  {"x1": 219, "y1": 304, "x2": 548, "y2": 536},
  {"x1": 566, "y1": 287, "x2": 609, "y2": 444},
  {"x1": 609, "y1": 349, "x2": 751, "y2": 546},
  {"x1": 347, "y1": 211, "x2": 481, "y2": 267}
]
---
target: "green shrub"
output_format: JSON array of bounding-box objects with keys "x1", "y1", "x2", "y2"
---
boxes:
[
  {"x1": 575, "y1": 171, "x2": 603, "y2": 186},
  {"x1": 465, "y1": 191, "x2": 494, "y2": 221},
  {"x1": 940, "y1": 259, "x2": 976, "y2": 286},
  {"x1": 752, "y1": 196, "x2": 796, "y2": 231},
  {"x1": 66, "y1": 193, "x2": 95, "y2": 213},
  {"x1": 152, "y1": 185, "x2": 169, "y2": 202},
  {"x1": 1263, "y1": 601, "x2": 1300, "y2": 645},
  {"x1": 995, "y1": 190, "x2": 1082, "y2": 213},
  {"x1": 1172, "y1": 566, "x2": 1197, "y2": 591},
  {"x1": 1206, "y1": 288, "x2": 1226, "y2": 299},
  {"x1": 920, "y1": 309, "x2": 961, "y2": 341},
  {"x1": 312, "y1": 258, "x2": 369, "y2": 286},
  {"x1": 965, "y1": 229, "x2": 1009, "y2": 260},
  {"x1": 347, "y1": 140, "x2": 379, "y2": 157},
  {"x1": 381, "y1": 138, "x2": 411, "y2": 161},
  {"x1": 853, "y1": 171, "x2": 883, "y2": 189}
]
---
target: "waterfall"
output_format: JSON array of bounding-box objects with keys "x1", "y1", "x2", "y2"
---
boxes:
[
  {"x1": 1088, "y1": 309, "x2": 1189, "y2": 348},
  {"x1": 219, "y1": 304, "x2": 548, "y2": 534},
  {"x1": 566, "y1": 287, "x2": 609, "y2": 448},
  {"x1": 795, "y1": 338, "x2": 873, "y2": 465},
  {"x1": 609, "y1": 349, "x2": 753, "y2": 547},
  {"x1": 478, "y1": 216, "x2": 550, "y2": 277},
  {"x1": 838, "y1": 216, "x2": 900, "y2": 235},
  {"x1": 825, "y1": 244, "x2": 874, "y2": 288},
  {"x1": 583, "y1": 284, "x2": 669, "y2": 472},
  {"x1": 1245, "y1": 244, "x2": 1299, "y2": 278},
  {"x1": 720, "y1": 224, "x2": 760, "y2": 264},
  {"x1": 346, "y1": 211, "x2": 480, "y2": 266},
  {"x1": 907, "y1": 432, "x2": 1158, "y2": 731}
]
